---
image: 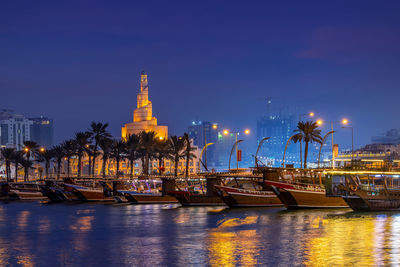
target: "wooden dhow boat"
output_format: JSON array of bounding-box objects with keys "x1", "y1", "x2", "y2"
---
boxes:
[
  {"x1": 215, "y1": 184, "x2": 282, "y2": 207},
  {"x1": 256, "y1": 167, "x2": 348, "y2": 209},
  {"x1": 325, "y1": 170, "x2": 400, "y2": 211},
  {"x1": 168, "y1": 176, "x2": 226, "y2": 206},
  {"x1": 2, "y1": 182, "x2": 47, "y2": 201},
  {"x1": 63, "y1": 182, "x2": 114, "y2": 202}
]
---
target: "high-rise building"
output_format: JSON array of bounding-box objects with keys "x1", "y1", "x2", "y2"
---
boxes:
[
  {"x1": 372, "y1": 129, "x2": 400, "y2": 144},
  {"x1": 188, "y1": 121, "x2": 218, "y2": 168},
  {"x1": 0, "y1": 114, "x2": 33, "y2": 149},
  {"x1": 122, "y1": 71, "x2": 168, "y2": 139},
  {"x1": 256, "y1": 113, "x2": 299, "y2": 166},
  {"x1": 29, "y1": 117, "x2": 54, "y2": 148},
  {"x1": 0, "y1": 109, "x2": 54, "y2": 150}
]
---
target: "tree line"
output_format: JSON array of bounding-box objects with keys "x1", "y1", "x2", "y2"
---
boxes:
[{"x1": 0, "y1": 122, "x2": 197, "y2": 182}]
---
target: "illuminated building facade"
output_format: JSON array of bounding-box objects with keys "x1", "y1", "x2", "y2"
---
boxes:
[
  {"x1": 122, "y1": 71, "x2": 168, "y2": 139},
  {"x1": 188, "y1": 121, "x2": 218, "y2": 168},
  {"x1": 29, "y1": 117, "x2": 54, "y2": 148}
]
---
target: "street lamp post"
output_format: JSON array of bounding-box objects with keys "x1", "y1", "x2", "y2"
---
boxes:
[
  {"x1": 316, "y1": 118, "x2": 349, "y2": 169},
  {"x1": 224, "y1": 129, "x2": 250, "y2": 171},
  {"x1": 342, "y1": 126, "x2": 354, "y2": 168},
  {"x1": 203, "y1": 123, "x2": 218, "y2": 171}
]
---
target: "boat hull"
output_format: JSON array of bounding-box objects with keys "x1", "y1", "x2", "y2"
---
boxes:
[
  {"x1": 215, "y1": 185, "x2": 283, "y2": 207},
  {"x1": 169, "y1": 191, "x2": 226, "y2": 206},
  {"x1": 64, "y1": 184, "x2": 114, "y2": 202},
  {"x1": 343, "y1": 195, "x2": 400, "y2": 211},
  {"x1": 266, "y1": 180, "x2": 348, "y2": 209},
  {"x1": 119, "y1": 191, "x2": 178, "y2": 204}
]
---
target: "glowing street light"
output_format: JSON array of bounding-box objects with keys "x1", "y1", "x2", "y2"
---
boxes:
[
  {"x1": 40, "y1": 147, "x2": 45, "y2": 152},
  {"x1": 223, "y1": 129, "x2": 229, "y2": 135},
  {"x1": 309, "y1": 112, "x2": 315, "y2": 117},
  {"x1": 212, "y1": 124, "x2": 218, "y2": 129},
  {"x1": 317, "y1": 117, "x2": 351, "y2": 169},
  {"x1": 24, "y1": 147, "x2": 29, "y2": 152},
  {"x1": 244, "y1": 129, "x2": 250, "y2": 135}
]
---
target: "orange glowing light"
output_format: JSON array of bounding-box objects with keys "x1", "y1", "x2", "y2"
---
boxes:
[
  {"x1": 309, "y1": 112, "x2": 315, "y2": 117},
  {"x1": 223, "y1": 130, "x2": 229, "y2": 135},
  {"x1": 316, "y1": 119, "x2": 323, "y2": 126},
  {"x1": 40, "y1": 147, "x2": 45, "y2": 152},
  {"x1": 212, "y1": 124, "x2": 218, "y2": 129},
  {"x1": 244, "y1": 129, "x2": 250, "y2": 135},
  {"x1": 342, "y1": 118, "x2": 349, "y2": 125}
]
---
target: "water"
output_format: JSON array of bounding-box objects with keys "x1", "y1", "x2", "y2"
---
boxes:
[{"x1": 0, "y1": 203, "x2": 398, "y2": 266}]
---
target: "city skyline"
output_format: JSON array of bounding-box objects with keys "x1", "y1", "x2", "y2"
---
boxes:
[{"x1": 2, "y1": 1, "x2": 400, "y2": 150}]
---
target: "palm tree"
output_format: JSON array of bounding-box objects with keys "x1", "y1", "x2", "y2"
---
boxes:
[
  {"x1": 99, "y1": 137, "x2": 113, "y2": 178},
  {"x1": 154, "y1": 138, "x2": 171, "y2": 175},
  {"x1": 22, "y1": 141, "x2": 39, "y2": 181},
  {"x1": 88, "y1": 122, "x2": 111, "y2": 176},
  {"x1": 126, "y1": 134, "x2": 140, "y2": 178},
  {"x1": 75, "y1": 132, "x2": 91, "y2": 177},
  {"x1": 0, "y1": 147, "x2": 15, "y2": 182},
  {"x1": 183, "y1": 133, "x2": 197, "y2": 177},
  {"x1": 38, "y1": 148, "x2": 54, "y2": 179},
  {"x1": 52, "y1": 145, "x2": 64, "y2": 179},
  {"x1": 12, "y1": 150, "x2": 24, "y2": 182},
  {"x1": 138, "y1": 131, "x2": 157, "y2": 175},
  {"x1": 20, "y1": 158, "x2": 34, "y2": 181},
  {"x1": 61, "y1": 139, "x2": 77, "y2": 177},
  {"x1": 168, "y1": 135, "x2": 186, "y2": 177},
  {"x1": 291, "y1": 133, "x2": 304, "y2": 168},
  {"x1": 109, "y1": 140, "x2": 127, "y2": 178},
  {"x1": 294, "y1": 121, "x2": 323, "y2": 168}
]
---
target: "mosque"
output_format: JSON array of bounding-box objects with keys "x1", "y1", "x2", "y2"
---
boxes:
[{"x1": 121, "y1": 71, "x2": 168, "y2": 140}]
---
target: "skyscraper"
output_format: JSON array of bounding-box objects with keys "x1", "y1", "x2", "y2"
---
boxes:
[
  {"x1": 188, "y1": 121, "x2": 218, "y2": 168},
  {"x1": 29, "y1": 117, "x2": 54, "y2": 148},
  {"x1": 122, "y1": 71, "x2": 168, "y2": 139}
]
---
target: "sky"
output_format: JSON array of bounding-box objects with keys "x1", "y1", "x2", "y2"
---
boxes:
[{"x1": 1, "y1": 0, "x2": 400, "y2": 151}]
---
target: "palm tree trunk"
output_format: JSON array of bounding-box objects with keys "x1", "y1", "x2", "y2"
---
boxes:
[
  {"x1": 130, "y1": 159, "x2": 134, "y2": 178},
  {"x1": 174, "y1": 156, "x2": 179, "y2": 177},
  {"x1": 88, "y1": 154, "x2": 92, "y2": 177},
  {"x1": 116, "y1": 158, "x2": 120, "y2": 178},
  {"x1": 14, "y1": 161, "x2": 18, "y2": 182},
  {"x1": 141, "y1": 157, "x2": 145, "y2": 175},
  {"x1": 78, "y1": 154, "x2": 82, "y2": 177},
  {"x1": 158, "y1": 156, "x2": 162, "y2": 175},
  {"x1": 57, "y1": 160, "x2": 61, "y2": 179},
  {"x1": 6, "y1": 161, "x2": 10, "y2": 182},
  {"x1": 45, "y1": 160, "x2": 50, "y2": 179},
  {"x1": 304, "y1": 142, "x2": 309, "y2": 169},
  {"x1": 145, "y1": 153, "x2": 150, "y2": 175},
  {"x1": 67, "y1": 158, "x2": 71, "y2": 177},
  {"x1": 102, "y1": 157, "x2": 107, "y2": 178},
  {"x1": 300, "y1": 142, "x2": 303, "y2": 168},
  {"x1": 92, "y1": 143, "x2": 98, "y2": 176},
  {"x1": 186, "y1": 153, "x2": 191, "y2": 177}
]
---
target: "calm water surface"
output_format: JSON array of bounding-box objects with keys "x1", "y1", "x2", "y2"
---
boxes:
[{"x1": 0, "y1": 202, "x2": 398, "y2": 266}]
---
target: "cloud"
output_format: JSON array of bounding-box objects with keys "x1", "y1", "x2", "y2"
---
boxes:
[{"x1": 297, "y1": 26, "x2": 400, "y2": 63}]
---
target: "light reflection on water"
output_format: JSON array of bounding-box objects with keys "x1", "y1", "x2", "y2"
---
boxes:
[{"x1": 2, "y1": 203, "x2": 400, "y2": 266}]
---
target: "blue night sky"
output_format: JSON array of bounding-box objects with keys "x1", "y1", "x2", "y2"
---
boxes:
[{"x1": 1, "y1": 0, "x2": 400, "y2": 150}]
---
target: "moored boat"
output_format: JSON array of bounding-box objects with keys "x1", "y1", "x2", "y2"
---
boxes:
[
  {"x1": 325, "y1": 170, "x2": 400, "y2": 211},
  {"x1": 215, "y1": 185, "x2": 283, "y2": 207},
  {"x1": 256, "y1": 167, "x2": 348, "y2": 209},
  {"x1": 63, "y1": 183, "x2": 114, "y2": 202},
  {"x1": 5, "y1": 182, "x2": 47, "y2": 201},
  {"x1": 118, "y1": 190, "x2": 178, "y2": 204}
]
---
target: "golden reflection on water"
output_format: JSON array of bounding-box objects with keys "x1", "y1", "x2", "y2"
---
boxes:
[
  {"x1": 304, "y1": 215, "x2": 394, "y2": 266},
  {"x1": 208, "y1": 216, "x2": 259, "y2": 267}
]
